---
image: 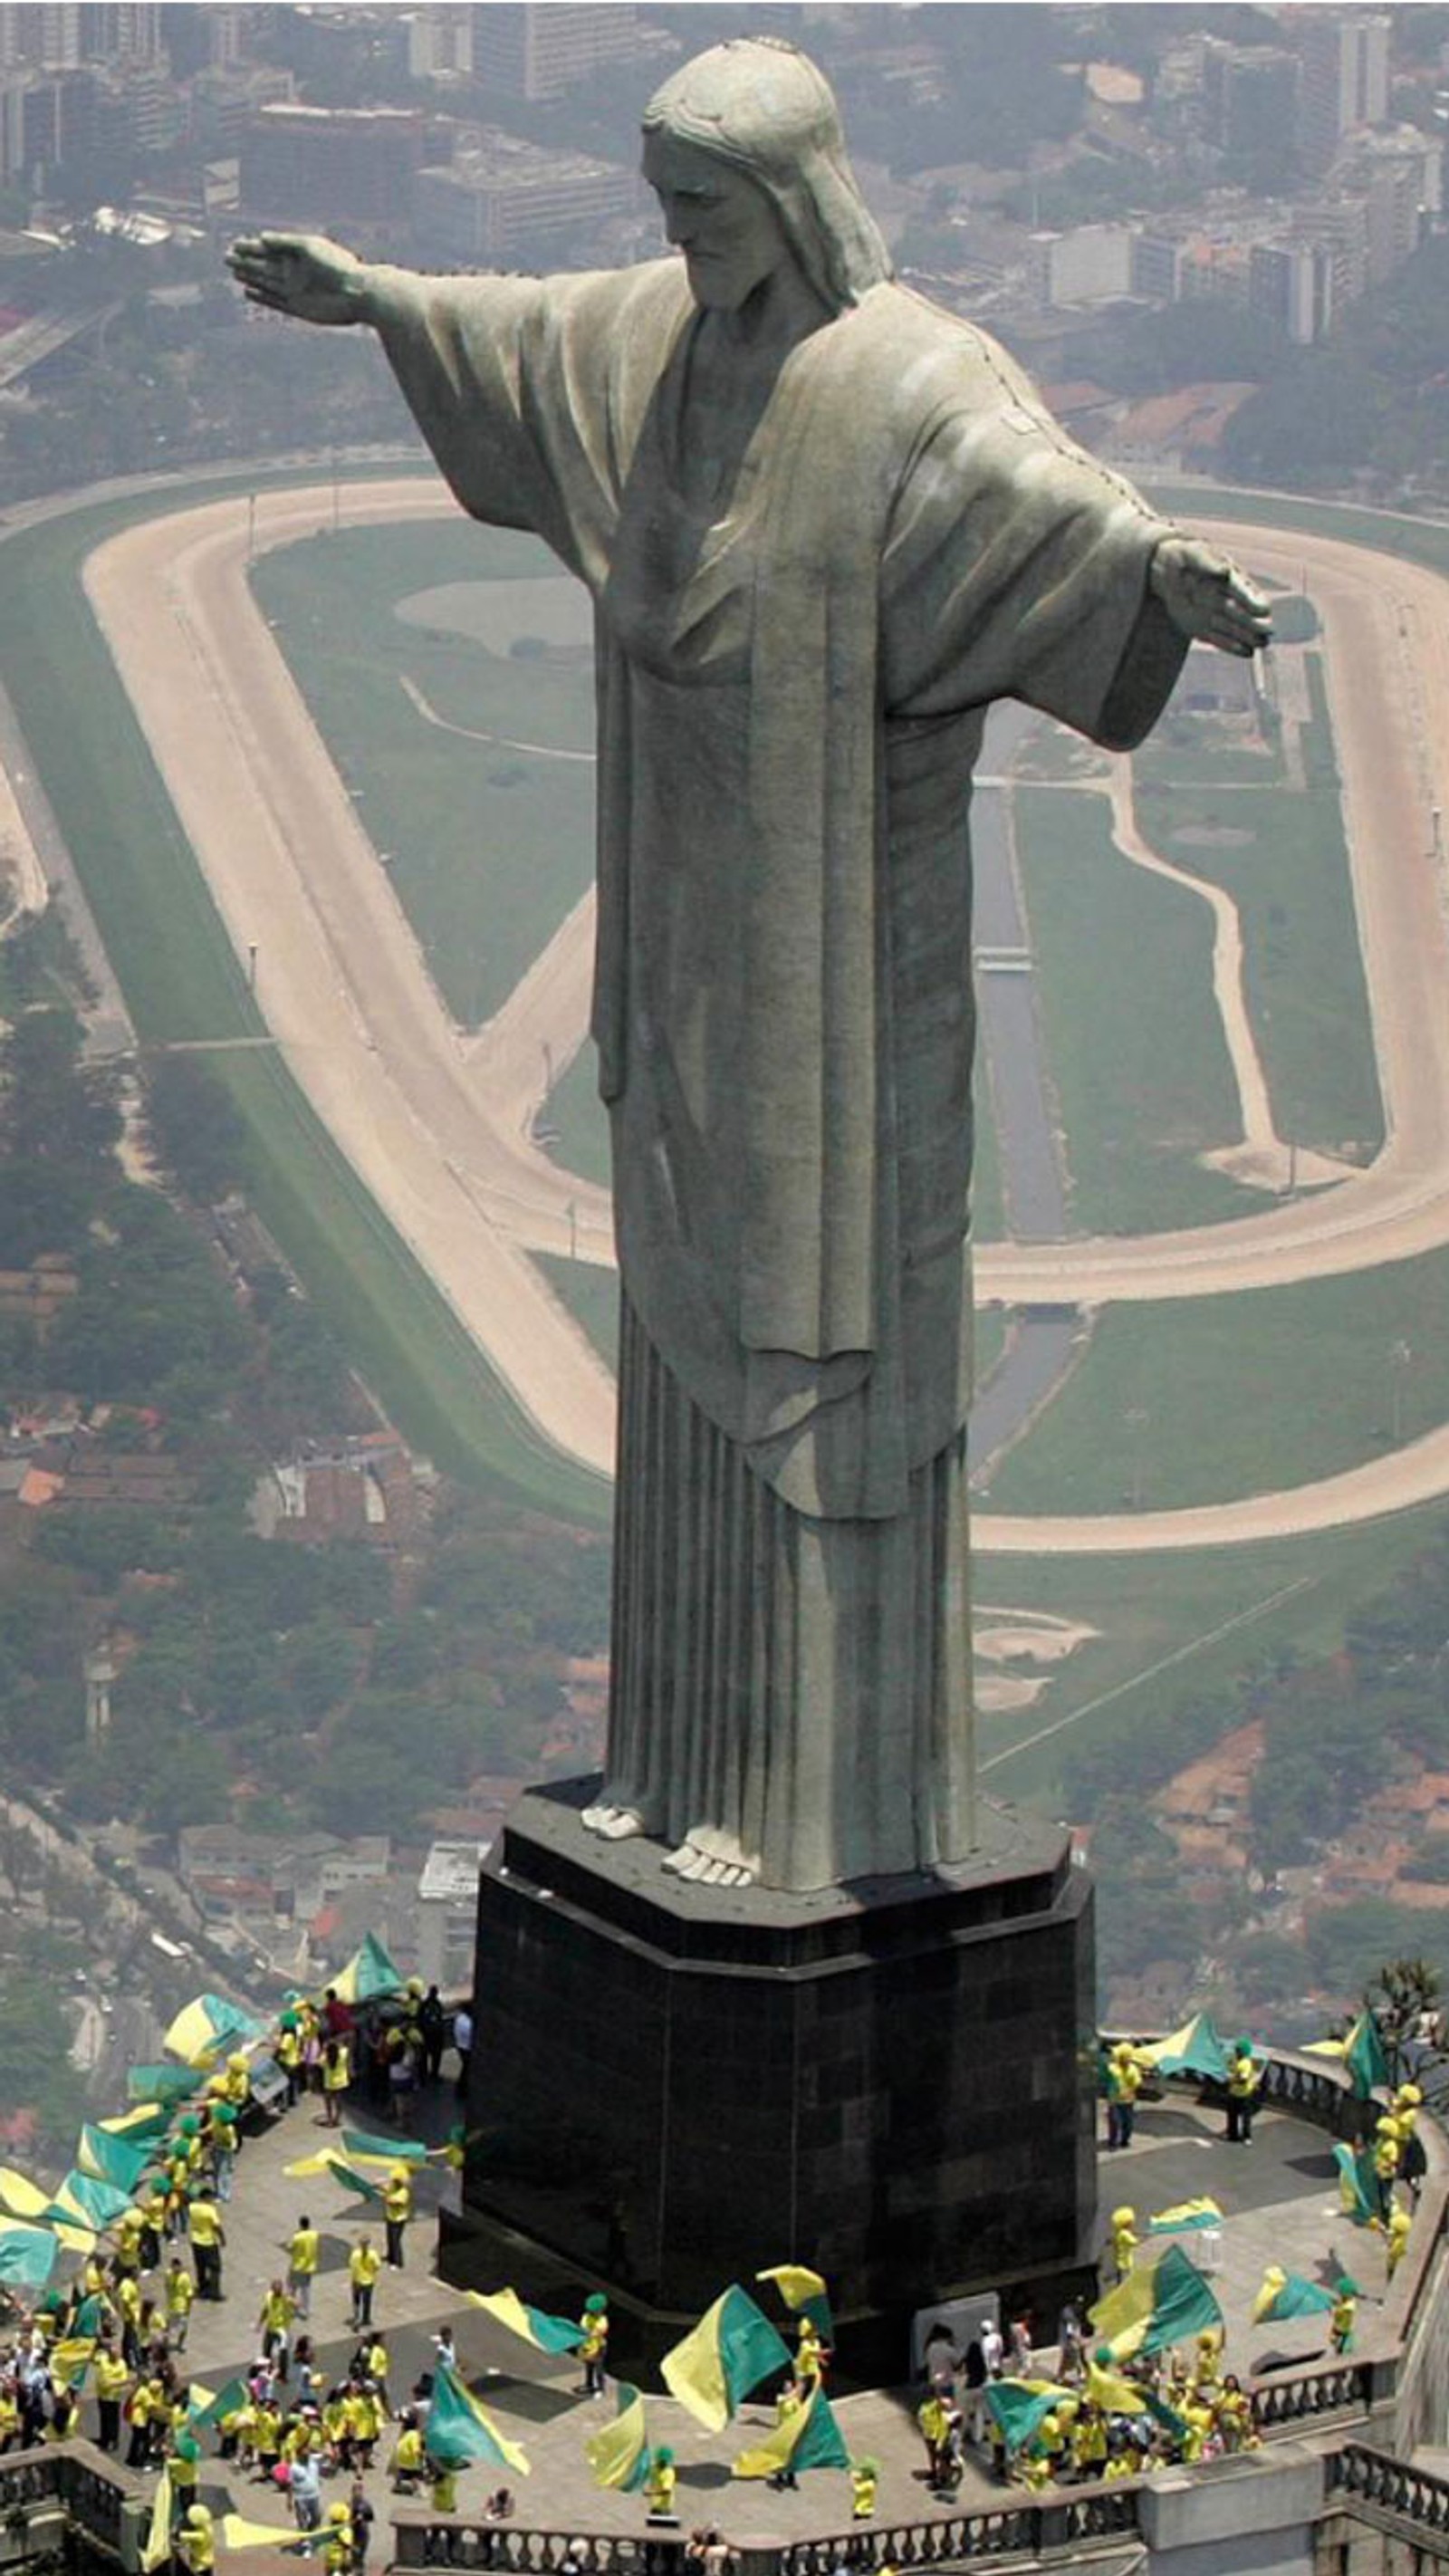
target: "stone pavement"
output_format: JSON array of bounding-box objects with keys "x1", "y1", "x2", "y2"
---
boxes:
[{"x1": 140, "y1": 2072, "x2": 1425, "y2": 2554}]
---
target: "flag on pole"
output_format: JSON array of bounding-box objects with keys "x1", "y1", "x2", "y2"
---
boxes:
[
  {"x1": 219, "y1": 2516, "x2": 311, "y2": 2552},
  {"x1": 1135, "y1": 2014, "x2": 1230, "y2": 2082},
  {"x1": 585, "y1": 2384, "x2": 651, "y2": 2491},
  {"x1": 1147, "y1": 2198, "x2": 1222, "y2": 2235},
  {"x1": 661, "y1": 2286, "x2": 792, "y2": 2432},
  {"x1": 733, "y1": 2383, "x2": 851, "y2": 2479},
  {"x1": 1333, "y1": 2142, "x2": 1381, "y2": 2228},
  {"x1": 49, "y1": 2337, "x2": 97, "y2": 2389},
  {"x1": 1089, "y1": 2244, "x2": 1223, "y2": 2361},
  {"x1": 0, "y1": 2168, "x2": 49, "y2": 2220},
  {"x1": 1304, "y1": 2013, "x2": 1390, "y2": 2100},
  {"x1": 425, "y1": 2365, "x2": 530, "y2": 2474},
  {"x1": 44, "y1": 2171, "x2": 133, "y2": 2229},
  {"x1": 77, "y1": 2124, "x2": 153, "y2": 2192},
  {"x1": 755, "y1": 2263, "x2": 834, "y2": 2342},
  {"x1": 465, "y1": 2288, "x2": 585, "y2": 2354},
  {"x1": 100, "y1": 2103, "x2": 173, "y2": 2141},
  {"x1": 331, "y1": 1934, "x2": 404, "y2": 2004},
  {"x1": 282, "y1": 2150, "x2": 382, "y2": 2203},
  {"x1": 984, "y1": 2379, "x2": 1073, "y2": 2455},
  {"x1": 0, "y1": 2220, "x2": 57, "y2": 2290},
  {"x1": 139, "y1": 2469, "x2": 174, "y2": 2574},
  {"x1": 340, "y1": 2129, "x2": 428, "y2": 2169},
  {"x1": 163, "y1": 1995, "x2": 264, "y2": 2068},
  {"x1": 1252, "y1": 2267, "x2": 1336, "y2": 2325},
  {"x1": 126, "y1": 2065, "x2": 203, "y2": 2105},
  {"x1": 187, "y1": 2377, "x2": 250, "y2": 2434}
]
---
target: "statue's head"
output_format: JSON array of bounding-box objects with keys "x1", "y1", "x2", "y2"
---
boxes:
[{"x1": 641, "y1": 36, "x2": 891, "y2": 314}]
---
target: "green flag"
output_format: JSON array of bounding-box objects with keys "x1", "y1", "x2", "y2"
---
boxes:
[
  {"x1": 585, "y1": 2384, "x2": 650, "y2": 2491},
  {"x1": 661, "y1": 2286, "x2": 792, "y2": 2432},
  {"x1": 425, "y1": 2365, "x2": 530, "y2": 2474}
]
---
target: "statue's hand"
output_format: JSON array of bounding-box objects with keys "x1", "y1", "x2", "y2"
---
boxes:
[
  {"x1": 226, "y1": 232, "x2": 370, "y2": 327},
  {"x1": 1150, "y1": 535, "x2": 1271, "y2": 658}
]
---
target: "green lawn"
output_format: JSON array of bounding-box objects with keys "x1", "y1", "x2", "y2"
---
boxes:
[
  {"x1": 252, "y1": 524, "x2": 596, "y2": 1033},
  {"x1": 976, "y1": 1502, "x2": 1449, "y2": 1805},
  {"x1": 1014, "y1": 785, "x2": 1251, "y2": 1234},
  {"x1": 545, "y1": 1042, "x2": 611, "y2": 1193},
  {"x1": 535, "y1": 1250, "x2": 620, "y2": 1372},
  {"x1": 984, "y1": 1245, "x2": 1449, "y2": 1515},
  {"x1": 0, "y1": 472, "x2": 607, "y2": 1523},
  {"x1": 1135, "y1": 770, "x2": 1381, "y2": 1162}
]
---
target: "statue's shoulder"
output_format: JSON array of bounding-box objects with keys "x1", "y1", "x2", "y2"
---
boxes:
[{"x1": 832, "y1": 282, "x2": 1030, "y2": 407}]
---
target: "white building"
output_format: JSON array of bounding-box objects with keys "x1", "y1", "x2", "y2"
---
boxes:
[{"x1": 416, "y1": 1839, "x2": 486, "y2": 1993}]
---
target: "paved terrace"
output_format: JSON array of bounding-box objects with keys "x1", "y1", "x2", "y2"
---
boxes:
[{"x1": 37, "y1": 2046, "x2": 1441, "y2": 2567}]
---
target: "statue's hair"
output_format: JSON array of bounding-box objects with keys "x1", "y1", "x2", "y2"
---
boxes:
[{"x1": 642, "y1": 37, "x2": 892, "y2": 312}]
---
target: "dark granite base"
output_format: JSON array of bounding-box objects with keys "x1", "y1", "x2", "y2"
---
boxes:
[{"x1": 439, "y1": 1780, "x2": 1098, "y2": 2383}]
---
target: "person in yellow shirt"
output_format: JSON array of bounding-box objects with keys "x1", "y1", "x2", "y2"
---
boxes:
[
  {"x1": 382, "y1": 2168, "x2": 411, "y2": 2270},
  {"x1": 322, "y1": 2504, "x2": 352, "y2": 2576},
  {"x1": 164, "y1": 2257, "x2": 195, "y2": 2352},
  {"x1": 1386, "y1": 2203, "x2": 1413, "y2": 2282},
  {"x1": 115, "y1": 2272, "x2": 143, "y2": 2371},
  {"x1": 92, "y1": 2343, "x2": 129, "y2": 2455},
  {"x1": 253, "y1": 2397, "x2": 283, "y2": 2480},
  {"x1": 168, "y1": 2430, "x2": 201, "y2": 2505},
  {"x1": 645, "y1": 2446, "x2": 677, "y2": 2522},
  {"x1": 349, "y1": 2235, "x2": 381, "y2": 2331},
  {"x1": 1109, "y1": 2206, "x2": 1137, "y2": 2283},
  {"x1": 258, "y1": 2279, "x2": 298, "y2": 2380},
  {"x1": 322, "y1": 2039, "x2": 350, "y2": 2127},
  {"x1": 346, "y1": 2383, "x2": 383, "y2": 2471},
  {"x1": 188, "y1": 2195, "x2": 225, "y2": 2301},
  {"x1": 579, "y1": 2292, "x2": 609, "y2": 2398},
  {"x1": 389, "y1": 2414, "x2": 425, "y2": 2493},
  {"x1": 288, "y1": 2216, "x2": 321, "y2": 2319},
  {"x1": 178, "y1": 2504, "x2": 216, "y2": 2576},
  {"x1": 851, "y1": 2459, "x2": 878, "y2": 2519},
  {"x1": 428, "y1": 2453, "x2": 459, "y2": 2514}
]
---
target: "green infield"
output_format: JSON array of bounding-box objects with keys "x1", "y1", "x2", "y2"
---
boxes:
[
  {"x1": 1136, "y1": 765, "x2": 1381, "y2": 1164},
  {"x1": 1013, "y1": 783, "x2": 1251, "y2": 1235},
  {"x1": 981, "y1": 1244, "x2": 1449, "y2": 1516},
  {"x1": 0, "y1": 472, "x2": 606, "y2": 1522},
  {"x1": 251, "y1": 521, "x2": 595, "y2": 1031},
  {"x1": 976, "y1": 1499, "x2": 1449, "y2": 1804},
  {"x1": 534, "y1": 1249, "x2": 620, "y2": 1373}
]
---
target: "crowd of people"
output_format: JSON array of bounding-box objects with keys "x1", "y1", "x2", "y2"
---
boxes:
[{"x1": 0, "y1": 1961, "x2": 480, "y2": 2557}]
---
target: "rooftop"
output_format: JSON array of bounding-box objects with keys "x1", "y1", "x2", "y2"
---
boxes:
[{"x1": 33, "y1": 2042, "x2": 1438, "y2": 2569}]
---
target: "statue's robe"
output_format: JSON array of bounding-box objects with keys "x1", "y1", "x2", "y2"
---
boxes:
[{"x1": 370, "y1": 258, "x2": 1187, "y2": 1887}]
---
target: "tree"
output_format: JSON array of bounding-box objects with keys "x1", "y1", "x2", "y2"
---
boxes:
[
  {"x1": 143, "y1": 1055, "x2": 251, "y2": 1203},
  {"x1": 1363, "y1": 1956, "x2": 1447, "y2": 2095}
]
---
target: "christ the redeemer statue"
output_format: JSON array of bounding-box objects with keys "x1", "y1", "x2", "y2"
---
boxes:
[{"x1": 230, "y1": 38, "x2": 1268, "y2": 1895}]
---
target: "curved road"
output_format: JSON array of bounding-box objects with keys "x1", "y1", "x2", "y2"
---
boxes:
[{"x1": 82, "y1": 486, "x2": 1449, "y2": 1546}]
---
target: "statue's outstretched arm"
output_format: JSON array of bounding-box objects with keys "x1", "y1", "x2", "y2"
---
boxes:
[
  {"x1": 1150, "y1": 534, "x2": 1272, "y2": 658},
  {"x1": 227, "y1": 231, "x2": 390, "y2": 329}
]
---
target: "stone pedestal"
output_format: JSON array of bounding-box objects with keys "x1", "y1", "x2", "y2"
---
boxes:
[{"x1": 439, "y1": 1780, "x2": 1097, "y2": 2382}]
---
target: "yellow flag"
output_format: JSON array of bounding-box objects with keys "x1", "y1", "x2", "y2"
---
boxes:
[
  {"x1": 50, "y1": 2338, "x2": 96, "y2": 2389},
  {"x1": 1088, "y1": 2262, "x2": 1158, "y2": 2361},
  {"x1": 221, "y1": 2514, "x2": 304, "y2": 2551},
  {"x1": 139, "y1": 2469, "x2": 174, "y2": 2574},
  {"x1": 0, "y1": 2167, "x2": 48, "y2": 2219},
  {"x1": 755, "y1": 2264, "x2": 827, "y2": 2310}
]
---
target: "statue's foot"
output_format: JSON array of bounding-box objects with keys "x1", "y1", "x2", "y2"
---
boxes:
[
  {"x1": 581, "y1": 1802, "x2": 648, "y2": 1841},
  {"x1": 661, "y1": 1826, "x2": 758, "y2": 1889}
]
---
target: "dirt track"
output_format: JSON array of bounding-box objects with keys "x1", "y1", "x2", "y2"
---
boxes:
[{"x1": 83, "y1": 486, "x2": 1449, "y2": 1546}]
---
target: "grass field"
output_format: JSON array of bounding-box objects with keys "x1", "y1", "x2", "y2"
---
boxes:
[
  {"x1": 535, "y1": 1250, "x2": 619, "y2": 1372},
  {"x1": 984, "y1": 1244, "x2": 1449, "y2": 1514},
  {"x1": 252, "y1": 522, "x2": 596, "y2": 1033},
  {"x1": 0, "y1": 471, "x2": 608, "y2": 1523},
  {"x1": 1138, "y1": 772, "x2": 1381, "y2": 1162},
  {"x1": 976, "y1": 1499, "x2": 1449, "y2": 1803},
  {"x1": 1014, "y1": 785, "x2": 1252, "y2": 1235}
]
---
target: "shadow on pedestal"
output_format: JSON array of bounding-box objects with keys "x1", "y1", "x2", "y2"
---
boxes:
[{"x1": 439, "y1": 1780, "x2": 1098, "y2": 2383}]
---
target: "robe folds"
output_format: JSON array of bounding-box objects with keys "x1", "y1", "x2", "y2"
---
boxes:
[{"x1": 371, "y1": 257, "x2": 1187, "y2": 1888}]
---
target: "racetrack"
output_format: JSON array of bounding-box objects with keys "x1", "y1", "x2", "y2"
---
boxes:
[{"x1": 82, "y1": 484, "x2": 1449, "y2": 1544}]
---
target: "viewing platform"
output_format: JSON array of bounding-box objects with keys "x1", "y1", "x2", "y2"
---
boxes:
[{"x1": 6, "y1": 2039, "x2": 1448, "y2": 2575}]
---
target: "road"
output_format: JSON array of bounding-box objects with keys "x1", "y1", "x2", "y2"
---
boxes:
[{"x1": 82, "y1": 484, "x2": 1449, "y2": 1547}]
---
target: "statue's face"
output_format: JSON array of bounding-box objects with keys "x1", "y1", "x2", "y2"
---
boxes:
[{"x1": 642, "y1": 130, "x2": 791, "y2": 312}]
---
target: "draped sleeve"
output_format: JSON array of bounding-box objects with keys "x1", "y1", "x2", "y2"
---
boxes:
[
  {"x1": 365, "y1": 258, "x2": 694, "y2": 595},
  {"x1": 879, "y1": 319, "x2": 1188, "y2": 748}
]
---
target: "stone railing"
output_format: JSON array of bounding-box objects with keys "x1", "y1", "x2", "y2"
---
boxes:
[
  {"x1": 1328, "y1": 2442, "x2": 1449, "y2": 2533},
  {"x1": 0, "y1": 2439, "x2": 147, "y2": 2568},
  {"x1": 1252, "y1": 2361, "x2": 1378, "y2": 2434},
  {"x1": 392, "y1": 2487, "x2": 1145, "y2": 2576}
]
